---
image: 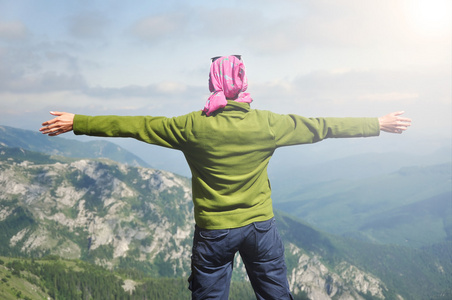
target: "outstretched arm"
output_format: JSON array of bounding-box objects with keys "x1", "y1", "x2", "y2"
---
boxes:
[
  {"x1": 40, "y1": 111, "x2": 75, "y2": 136},
  {"x1": 40, "y1": 112, "x2": 186, "y2": 149},
  {"x1": 378, "y1": 111, "x2": 411, "y2": 134}
]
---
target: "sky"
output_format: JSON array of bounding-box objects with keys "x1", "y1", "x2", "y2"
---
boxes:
[{"x1": 0, "y1": 0, "x2": 451, "y2": 175}]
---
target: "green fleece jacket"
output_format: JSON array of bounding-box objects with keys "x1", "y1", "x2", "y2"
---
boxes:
[{"x1": 73, "y1": 101, "x2": 380, "y2": 229}]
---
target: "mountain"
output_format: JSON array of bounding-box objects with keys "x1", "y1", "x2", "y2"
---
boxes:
[
  {"x1": 269, "y1": 146, "x2": 451, "y2": 201},
  {"x1": 277, "y1": 212, "x2": 452, "y2": 300},
  {"x1": 0, "y1": 145, "x2": 192, "y2": 275},
  {"x1": 0, "y1": 125, "x2": 150, "y2": 168},
  {"x1": 268, "y1": 141, "x2": 451, "y2": 218},
  {"x1": 1, "y1": 146, "x2": 451, "y2": 299},
  {"x1": 275, "y1": 162, "x2": 452, "y2": 248}
]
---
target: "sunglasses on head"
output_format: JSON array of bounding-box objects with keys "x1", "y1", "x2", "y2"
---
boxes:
[{"x1": 211, "y1": 55, "x2": 242, "y2": 63}]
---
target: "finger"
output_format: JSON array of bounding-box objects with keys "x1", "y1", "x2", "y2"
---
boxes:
[
  {"x1": 40, "y1": 126, "x2": 52, "y2": 133},
  {"x1": 40, "y1": 127, "x2": 56, "y2": 135},
  {"x1": 43, "y1": 127, "x2": 63, "y2": 136},
  {"x1": 41, "y1": 117, "x2": 60, "y2": 126},
  {"x1": 41, "y1": 112, "x2": 64, "y2": 126},
  {"x1": 41, "y1": 121, "x2": 52, "y2": 127},
  {"x1": 48, "y1": 131, "x2": 61, "y2": 136},
  {"x1": 40, "y1": 120, "x2": 58, "y2": 129},
  {"x1": 397, "y1": 119, "x2": 411, "y2": 125},
  {"x1": 395, "y1": 124, "x2": 409, "y2": 132},
  {"x1": 397, "y1": 118, "x2": 412, "y2": 124},
  {"x1": 40, "y1": 120, "x2": 64, "y2": 132},
  {"x1": 397, "y1": 122, "x2": 411, "y2": 128},
  {"x1": 393, "y1": 111, "x2": 405, "y2": 116}
]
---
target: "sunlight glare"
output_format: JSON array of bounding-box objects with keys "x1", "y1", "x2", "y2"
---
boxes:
[{"x1": 403, "y1": 0, "x2": 452, "y2": 36}]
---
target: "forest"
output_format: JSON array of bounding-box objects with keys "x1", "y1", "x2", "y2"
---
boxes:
[{"x1": 0, "y1": 256, "x2": 310, "y2": 300}]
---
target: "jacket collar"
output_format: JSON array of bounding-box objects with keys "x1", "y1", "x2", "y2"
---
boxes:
[{"x1": 224, "y1": 100, "x2": 251, "y2": 113}]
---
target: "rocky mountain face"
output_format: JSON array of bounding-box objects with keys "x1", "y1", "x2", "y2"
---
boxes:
[
  {"x1": 0, "y1": 147, "x2": 192, "y2": 275},
  {"x1": 0, "y1": 146, "x2": 399, "y2": 299},
  {"x1": 285, "y1": 244, "x2": 389, "y2": 300}
]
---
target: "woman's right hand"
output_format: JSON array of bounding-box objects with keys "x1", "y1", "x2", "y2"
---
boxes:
[{"x1": 40, "y1": 111, "x2": 75, "y2": 136}]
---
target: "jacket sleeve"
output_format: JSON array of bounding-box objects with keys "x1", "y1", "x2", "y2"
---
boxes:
[
  {"x1": 268, "y1": 113, "x2": 380, "y2": 147},
  {"x1": 73, "y1": 114, "x2": 189, "y2": 150}
]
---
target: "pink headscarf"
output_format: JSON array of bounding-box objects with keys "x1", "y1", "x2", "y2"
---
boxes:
[{"x1": 202, "y1": 55, "x2": 252, "y2": 116}]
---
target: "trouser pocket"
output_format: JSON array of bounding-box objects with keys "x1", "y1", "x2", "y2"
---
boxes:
[
  {"x1": 192, "y1": 226, "x2": 230, "y2": 266},
  {"x1": 252, "y1": 218, "x2": 284, "y2": 259}
]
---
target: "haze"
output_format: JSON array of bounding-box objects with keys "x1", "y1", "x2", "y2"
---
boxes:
[{"x1": 1, "y1": 0, "x2": 450, "y2": 175}]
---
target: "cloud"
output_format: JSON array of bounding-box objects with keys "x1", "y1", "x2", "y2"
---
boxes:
[
  {"x1": 250, "y1": 64, "x2": 450, "y2": 119},
  {"x1": 243, "y1": 0, "x2": 450, "y2": 56},
  {"x1": 0, "y1": 21, "x2": 29, "y2": 41},
  {"x1": 87, "y1": 81, "x2": 191, "y2": 98},
  {"x1": 0, "y1": 45, "x2": 86, "y2": 93},
  {"x1": 0, "y1": 71, "x2": 86, "y2": 93},
  {"x1": 190, "y1": 1, "x2": 395, "y2": 56},
  {"x1": 239, "y1": 18, "x2": 298, "y2": 54},
  {"x1": 358, "y1": 92, "x2": 419, "y2": 103},
  {"x1": 128, "y1": 13, "x2": 189, "y2": 42},
  {"x1": 67, "y1": 11, "x2": 110, "y2": 39},
  {"x1": 196, "y1": 8, "x2": 263, "y2": 38}
]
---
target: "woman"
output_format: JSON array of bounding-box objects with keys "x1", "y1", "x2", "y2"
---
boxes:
[{"x1": 40, "y1": 55, "x2": 411, "y2": 299}]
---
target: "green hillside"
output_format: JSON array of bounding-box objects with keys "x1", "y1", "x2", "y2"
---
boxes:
[
  {"x1": 275, "y1": 162, "x2": 452, "y2": 247},
  {"x1": 0, "y1": 256, "x2": 259, "y2": 300},
  {"x1": 276, "y1": 212, "x2": 452, "y2": 300}
]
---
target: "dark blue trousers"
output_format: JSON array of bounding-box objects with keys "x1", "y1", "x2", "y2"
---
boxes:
[{"x1": 189, "y1": 218, "x2": 293, "y2": 300}]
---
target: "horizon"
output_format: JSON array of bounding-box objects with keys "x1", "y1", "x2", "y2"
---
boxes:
[{"x1": 1, "y1": 0, "x2": 451, "y2": 175}]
